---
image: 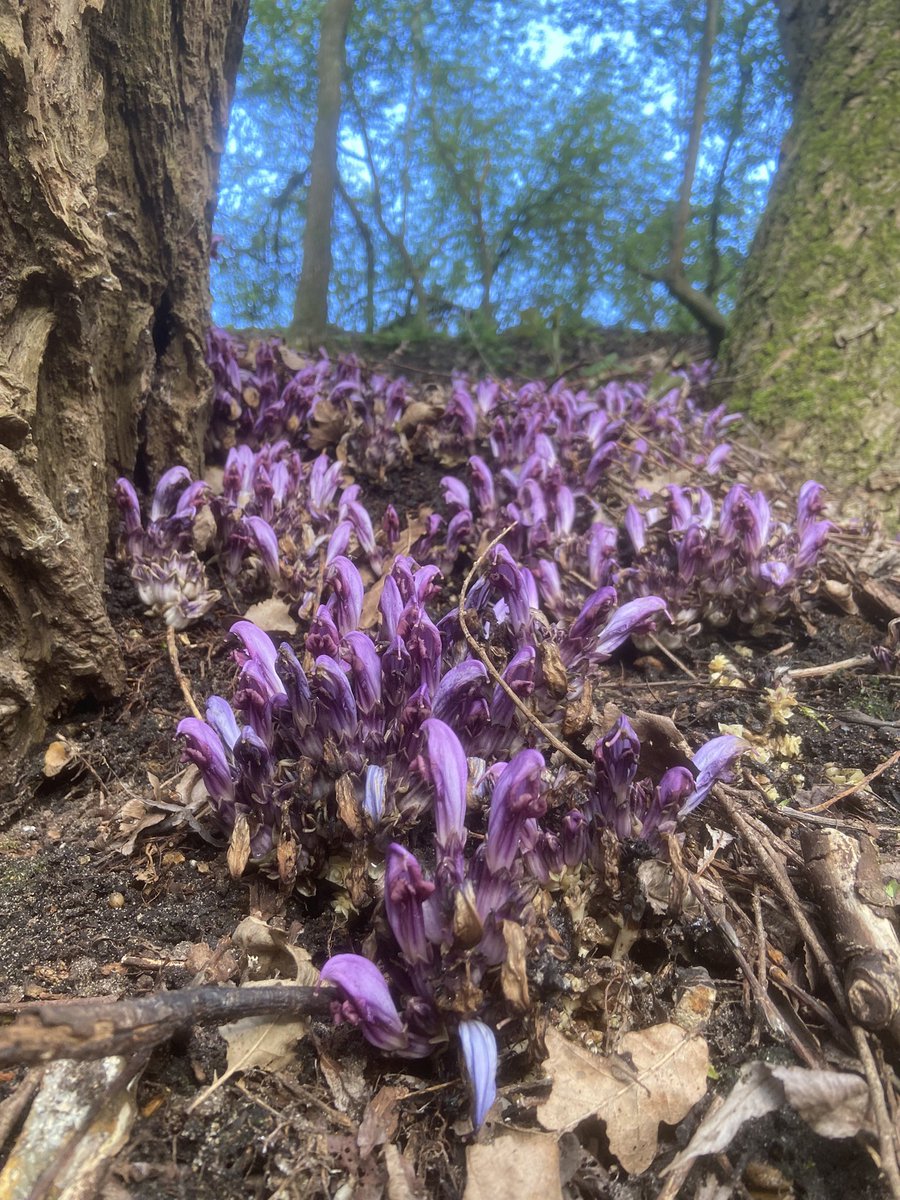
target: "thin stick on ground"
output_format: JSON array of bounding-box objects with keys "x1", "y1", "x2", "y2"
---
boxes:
[
  {"x1": 647, "y1": 632, "x2": 697, "y2": 680},
  {"x1": 716, "y1": 785, "x2": 847, "y2": 1011},
  {"x1": 686, "y1": 876, "x2": 819, "y2": 1068},
  {"x1": 457, "y1": 524, "x2": 591, "y2": 770},
  {"x1": 852, "y1": 1025, "x2": 900, "y2": 1200},
  {"x1": 805, "y1": 747, "x2": 900, "y2": 814},
  {"x1": 785, "y1": 655, "x2": 871, "y2": 680},
  {"x1": 166, "y1": 624, "x2": 203, "y2": 719}
]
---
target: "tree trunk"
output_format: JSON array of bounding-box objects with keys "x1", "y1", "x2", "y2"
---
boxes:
[
  {"x1": 0, "y1": 0, "x2": 249, "y2": 796},
  {"x1": 722, "y1": 0, "x2": 900, "y2": 512},
  {"x1": 291, "y1": 0, "x2": 354, "y2": 344}
]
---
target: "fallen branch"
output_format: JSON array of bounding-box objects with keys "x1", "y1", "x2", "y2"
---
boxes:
[
  {"x1": 0, "y1": 985, "x2": 333, "y2": 1068},
  {"x1": 800, "y1": 828, "x2": 900, "y2": 1043},
  {"x1": 716, "y1": 785, "x2": 900, "y2": 1199}
]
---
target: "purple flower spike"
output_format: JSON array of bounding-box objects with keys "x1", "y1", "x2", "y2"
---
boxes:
[
  {"x1": 325, "y1": 556, "x2": 364, "y2": 635},
  {"x1": 383, "y1": 505, "x2": 400, "y2": 547},
  {"x1": 319, "y1": 954, "x2": 411, "y2": 1054},
  {"x1": 231, "y1": 621, "x2": 285, "y2": 697},
  {"x1": 363, "y1": 763, "x2": 386, "y2": 823},
  {"x1": 486, "y1": 748, "x2": 546, "y2": 872},
  {"x1": 115, "y1": 478, "x2": 143, "y2": 555},
  {"x1": 312, "y1": 655, "x2": 359, "y2": 741},
  {"x1": 683, "y1": 734, "x2": 746, "y2": 813},
  {"x1": 564, "y1": 586, "x2": 618, "y2": 649},
  {"x1": 244, "y1": 516, "x2": 280, "y2": 580},
  {"x1": 307, "y1": 605, "x2": 341, "y2": 659},
  {"x1": 624, "y1": 504, "x2": 646, "y2": 554},
  {"x1": 593, "y1": 596, "x2": 668, "y2": 660},
  {"x1": 177, "y1": 717, "x2": 234, "y2": 805},
  {"x1": 442, "y1": 476, "x2": 470, "y2": 511},
  {"x1": 150, "y1": 466, "x2": 191, "y2": 521},
  {"x1": 418, "y1": 718, "x2": 468, "y2": 855},
  {"x1": 205, "y1": 696, "x2": 241, "y2": 749},
  {"x1": 595, "y1": 715, "x2": 640, "y2": 807},
  {"x1": 798, "y1": 480, "x2": 827, "y2": 528},
  {"x1": 384, "y1": 843, "x2": 435, "y2": 966},
  {"x1": 342, "y1": 630, "x2": 382, "y2": 714},
  {"x1": 458, "y1": 1020, "x2": 498, "y2": 1130}
]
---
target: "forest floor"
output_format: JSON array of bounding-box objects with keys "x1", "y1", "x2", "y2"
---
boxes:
[{"x1": 1, "y1": 332, "x2": 899, "y2": 1200}]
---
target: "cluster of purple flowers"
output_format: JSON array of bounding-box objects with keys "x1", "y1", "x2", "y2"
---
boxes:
[
  {"x1": 175, "y1": 553, "x2": 669, "y2": 862},
  {"x1": 116, "y1": 444, "x2": 388, "y2": 627},
  {"x1": 119, "y1": 335, "x2": 817, "y2": 1130},
  {"x1": 314, "y1": 714, "x2": 741, "y2": 1130},
  {"x1": 175, "y1": 547, "x2": 743, "y2": 1127},
  {"x1": 115, "y1": 470, "x2": 219, "y2": 628},
  {"x1": 599, "y1": 480, "x2": 833, "y2": 638},
  {"x1": 206, "y1": 329, "x2": 414, "y2": 478}
]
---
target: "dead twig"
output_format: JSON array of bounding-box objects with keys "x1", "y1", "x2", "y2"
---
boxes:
[
  {"x1": 457, "y1": 524, "x2": 591, "y2": 770},
  {"x1": 166, "y1": 625, "x2": 203, "y2": 719},
  {"x1": 686, "y1": 876, "x2": 819, "y2": 1068},
  {"x1": 785, "y1": 655, "x2": 871, "y2": 680},
  {"x1": 804, "y1": 747, "x2": 900, "y2": 814},
  {"x1": 852, "y1": 1025, "x2": 900, "y2": 1200},
  {"x1": 647, "y1": 632, "x2": 697, "y2": 680},
  {"x1": 0, "y1": 985, "x2": 333, "y2": 1068},
  {"x1": 716, "y1": 785, "x2": 848, "y2": 1013}
]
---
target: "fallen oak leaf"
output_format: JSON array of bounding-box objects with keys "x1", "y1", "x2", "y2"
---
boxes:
[
  {"x1": 663, "y1": 1061, "x2": 873, "y2": 1176},
  {"x1": 537, "y1": 1024, "x2": 708, "y2": 1174},
  {"x1": 463, "y1": 1130, "x2": 563, "y2": 1200}
]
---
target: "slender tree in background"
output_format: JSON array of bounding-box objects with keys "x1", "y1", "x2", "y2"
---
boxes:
[
  {"x1": 723, "y1": 0, "x2": 900, "y2": 507},
  {"x1": 0, "y1": 0, "x2": 248, "y2": 794},
  {"x1": 639, "y1": 0, "x2": 729, "y2": 348},
  {"x1": 291, "y1": 0, "x2": 355, "y2": 343}
]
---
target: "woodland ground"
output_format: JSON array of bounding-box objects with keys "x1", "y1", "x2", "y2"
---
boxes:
[{"x1": 1, "y1": 332, "x2": 898, "y2": 1200}]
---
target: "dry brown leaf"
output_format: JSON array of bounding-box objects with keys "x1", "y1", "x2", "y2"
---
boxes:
[
  {"x1": 43, "y1": 738, "x2": 76, "y2": 778},
  {"x1": 357, "y1": 1084, "x2": 406, "y2": 1158},
  {"x1": 242, "y1": 596, "x2": 297, "y2": 634},
  {"x1": 384, "y1": 1142, "x2": 424, "y2": 1200},
  {"x1": 336, "y1": 774, "x2": 363, "y2": 837},
  {"x1": 232, "y1": 915, "x2": 319, "y2": 984},
  {"x1": 500, "y1": 919, "x2": 530, "y2": 1012},
  {"x1": 463, "y1": 1130, "x2": 563, "y2": 1200},
  {"x1": 396, "y1": 398, "x2": 441, "y2": 432},
  {"x1": 278, "y1": 346, "x2": 307, "y2": 372},
  {"x1": 219, "y1": 981, "x2": 310, "y2": 1074},
  {"x1": 537, "y1": 1024, "x2": 709, "y2": 1173},
  {"x1": 665, "y1": 1061, "x2": 873, "y2": 1176},
  {"x1": 227, "y1": 813, "x2": 251, "y2": 879}
]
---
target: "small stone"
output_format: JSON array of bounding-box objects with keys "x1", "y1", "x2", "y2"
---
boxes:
[{"x1": 108, "y1": 891, "x2": 126, "y2": 909}]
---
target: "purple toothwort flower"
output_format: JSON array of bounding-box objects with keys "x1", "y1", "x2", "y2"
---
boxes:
[
  {"x1": 593, "y1": 596, "x2": 668, "y2": 660},
  {"x1": 485, "y1": 749, "x2": 546, "y2": 873},
  {"x1": 458, "y1": 1019, "x2": 498, "y2": 1130},
  {"x1": 177, "y1": 717, "x2": 234, "y2": 807},
  {"x1": 682, "y1": 734, "x2": 746, "y2": 813},
  {"x1": 384, "y1": 843, "x2": 435, "y2": 966},
  {"x1": 231, "y1": 621, "x2": 285, "y2": 697},
  {"x1": 418, "y1": 718, "x2": 468, "y2": 856},
  {"x1": 319, "y1": 954, "x2": 414, "y2": 1055}
]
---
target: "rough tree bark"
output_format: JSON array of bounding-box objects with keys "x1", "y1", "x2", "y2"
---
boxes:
[
  {"x1": 722, "y1": 0, "x2": 900, "y2": 512},
  {"x1": 291, "y1": 0, "x2": 354, "y2": 344},
  {"x1": 0, "y1": 0, "x2": 249, "y2": 797}
]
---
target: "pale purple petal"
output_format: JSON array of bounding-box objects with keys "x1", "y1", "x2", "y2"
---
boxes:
[{"x1": 458, "y1": 1020, "x2": 497, "y2": 1130}]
